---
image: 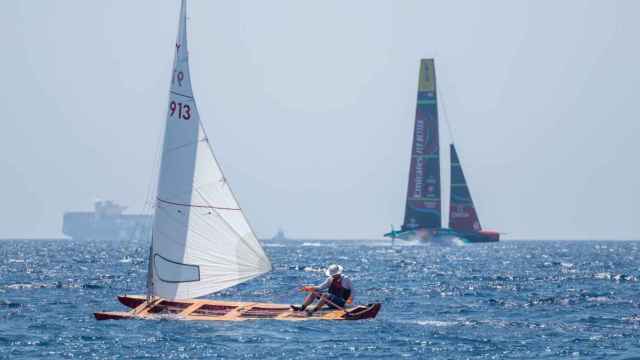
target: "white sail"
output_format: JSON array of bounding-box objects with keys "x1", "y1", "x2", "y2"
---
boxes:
[{"x1": 151, "y1": 0, "x2": 271, "y2": 300}]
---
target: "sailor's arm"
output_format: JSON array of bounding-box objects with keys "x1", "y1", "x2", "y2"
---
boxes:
[
  {"x1": 315, "y1": 277, "x2": 331, "y2": 290},
  {"x1": 302, "y1": 277, "x2": 331, "y2": 291}
]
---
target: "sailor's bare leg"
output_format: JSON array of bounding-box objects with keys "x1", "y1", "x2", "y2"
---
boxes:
[
  {"x1": 312, "y1": 296, "x2": 328, "y2": 312},
  {"x1": 307, "y1": 295, "x2": 330, "y2": 315},
  {"x1": 301, "y1": 292, "x2": 319, "y2": 309}
]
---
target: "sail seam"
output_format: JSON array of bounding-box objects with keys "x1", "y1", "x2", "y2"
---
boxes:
[
  {"x1": 170, "y1": 90, "x2": 194, "y2": 99},
  {"x1": 192, "y1": 188, "x2": 270, "y2": 265},
  {"x1": 196, "y1": 122, "x2": 271, "y2": 266},
  {"x1": 157, "y1": 197, "x2": 240, "y2": 211},
  {"x1": 166, "y1": 138, "x2": 207, "y2": 153},
  {"x1": 153, "y1": 210, "x2": 266, "y2": 269}
]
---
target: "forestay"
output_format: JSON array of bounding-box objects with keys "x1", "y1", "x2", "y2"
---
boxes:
[{"x1": 151, "y1": 0, "x2": 271, "y2": 300}]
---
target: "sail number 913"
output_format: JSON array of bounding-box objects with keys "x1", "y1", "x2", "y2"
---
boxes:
[{"x1": 169, "y1": 101, "x2": 191, "y2": 120}]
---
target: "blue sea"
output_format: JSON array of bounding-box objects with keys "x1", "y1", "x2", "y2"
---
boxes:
[{"x1": 2, "y1": 239, "x2": 640, "y2": 359}]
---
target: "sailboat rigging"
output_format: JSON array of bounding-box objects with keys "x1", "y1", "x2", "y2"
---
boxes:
[{"x1": 385, "y1": 59, "x2": 500, "y2": 244}]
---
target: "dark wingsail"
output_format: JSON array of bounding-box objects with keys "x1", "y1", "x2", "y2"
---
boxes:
[
  {"x1": 402, "y1": 59, "x2": 442, "y2": 231},
  {"x1": 448, "y1": 144, "x2": 482, "y2": 232}
]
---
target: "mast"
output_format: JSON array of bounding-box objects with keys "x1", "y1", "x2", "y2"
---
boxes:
[
  {"x1": 145, "y1": 243, "x2": 155, "y2": 302},
  {"x1": 145, "y1": 0, "x2": 191, "y2": 303},
  {"x1": 402, "y1": 59, "x2": 442, "y2": 231}
]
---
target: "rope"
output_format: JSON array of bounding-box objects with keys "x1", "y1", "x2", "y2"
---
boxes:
[{"x1": 437, "y1": 81, "x2": 456, "y2": 145}]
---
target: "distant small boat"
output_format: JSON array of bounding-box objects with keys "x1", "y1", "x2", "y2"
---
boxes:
[
  {"x1": 385, "y1": 59, "x2": 499, "y2": 244},
  {"x1": 271, "y1": 228, "x2": 288, "y2": 241},
  {"x1": 95, "y1": 0, "x2": 380, "y2": 322}
]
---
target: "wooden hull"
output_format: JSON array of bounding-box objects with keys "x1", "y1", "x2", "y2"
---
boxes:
[{"x1": 95, "y1": 295, "x2": 381, "y2": 321}]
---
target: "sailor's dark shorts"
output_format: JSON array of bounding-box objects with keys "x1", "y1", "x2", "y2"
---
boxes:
[{"x1": 325, "y1": 293, "x2": 346, "y2": 308}]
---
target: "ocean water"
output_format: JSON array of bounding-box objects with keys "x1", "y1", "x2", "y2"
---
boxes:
[{"x1": 2, "y1": 239, "x2": 640, "y2": 359}]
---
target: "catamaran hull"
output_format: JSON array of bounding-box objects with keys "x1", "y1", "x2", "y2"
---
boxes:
[
  {"x1": 458, "y1": 230, "x2": 499, "y2": 243},
  {"x1": 385, "y1": 228, "x2": 499, "y2": 243},
  {"x1": 94, "y1": 295, "x2": 381, "y2": 321}
]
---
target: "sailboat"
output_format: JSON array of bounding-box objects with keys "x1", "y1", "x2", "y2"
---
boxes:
[
  {"x1": 95, "y1": 0, "x2": 380, "y2": 321},
  {"x1": 384, "y1": 59, "x2": 499, "y2": 244}
]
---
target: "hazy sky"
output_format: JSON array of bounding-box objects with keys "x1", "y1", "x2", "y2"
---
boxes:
[{"x1": 1, "y1": 1, "x2": 638, "y2": 240}]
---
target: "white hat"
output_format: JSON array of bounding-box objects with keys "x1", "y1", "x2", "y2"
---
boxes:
[{"x1": 325, "y1": 264, "x2": 343, "y2": 277}]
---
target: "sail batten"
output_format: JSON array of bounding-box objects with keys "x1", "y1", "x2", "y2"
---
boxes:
[
  {"x1": 402, "y1": 59, "x2": 442, "y2": 231},
  {"x1": 157, "y1": 197, "x2": 241, "y2": 210},
  {"x1": 151, "y1": 0, "x2": 271, "y2": 300}
]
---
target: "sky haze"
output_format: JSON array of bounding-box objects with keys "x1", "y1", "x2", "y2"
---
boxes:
[{"x1": 1, "y1": 1, "x2": 638, "y2": 240}]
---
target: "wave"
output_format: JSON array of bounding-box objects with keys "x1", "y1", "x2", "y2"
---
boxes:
[
  {"x1": 593, "y1": 272, "x2": 637, "y2": 282},
  {"x1": 301, "y1": 242, "x2": 323, "y2": 247},
  {"x1": 586, "y1": 296, "x2": 610, "y2": 303},
  {"x1": 623, "y1": 315, "x2": 640, "y2": 322},
  {"x1": 0, "y1": 300, "x2": 21, "y2": 308},
  {"x1": 401, "y1": 318, "x2": 516, "y2": 329},
  {"x1": 81, "y1": 283, "x2": 104, "y2": 289},
  {"x1": 5, "y1": 282, "x2": 97, "y2": 290},
  {"x1": 6, "y1": 283, "x2": 49, "y2": 290},
  {"x1": 414, "y1": 319, "x2": 458, "y2": 327}
]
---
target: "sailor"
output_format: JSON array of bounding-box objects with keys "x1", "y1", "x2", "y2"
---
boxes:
[{"x1": 291, "y1": 264, "x2": 353, "y2": 315}]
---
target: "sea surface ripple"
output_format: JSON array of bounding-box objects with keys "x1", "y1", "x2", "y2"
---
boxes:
[{"x1": 2, "y1": 239, "x2": 640, "y2": 359}]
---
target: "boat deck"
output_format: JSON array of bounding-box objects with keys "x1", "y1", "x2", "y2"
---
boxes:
[{"x1": 95, "y1": 295, "x2": 380, "y2": 321}]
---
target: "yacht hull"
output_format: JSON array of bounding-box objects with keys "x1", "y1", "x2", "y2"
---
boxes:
[
  {"x1": 385, "y1": 228, "x2": 499, "y2": 243},
  {"x1": 95, "y1": 295, "x2": 381, "y2": 321}
]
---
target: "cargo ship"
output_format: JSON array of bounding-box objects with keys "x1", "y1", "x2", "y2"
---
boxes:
[{"x1": 62, "y1": 200, "x2": 151, "y2": 241}]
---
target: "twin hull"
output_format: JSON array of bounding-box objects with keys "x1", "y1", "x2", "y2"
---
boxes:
[{"x1": 387, "y1": 228, "x2": 499, "y2": 243}]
